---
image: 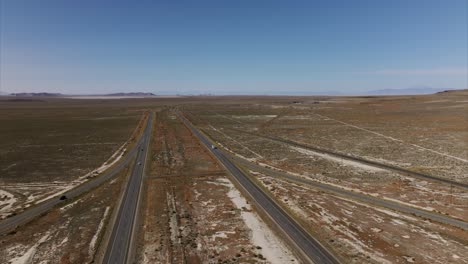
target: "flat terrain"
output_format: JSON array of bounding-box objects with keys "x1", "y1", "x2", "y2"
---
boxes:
[
  {"x1": 181, "y1": 90, "x2": 468, "y2": 263},
  {"x1": 0, "y1": 99, "x2": 145, "y2": 219},
  {"x1": 136, "y1": 110, "x2": 297, "y2": 264},
  {"x1": 103, "y1": 112, "x2": 153, "y2": 264},
  {"x1": 0, "y1": 164, "x2": 130, "y2": 263},
  {"x1": 0, "y1": 91, "x2": 467, "y2": 264},
  {"x1": 185, "y1": 90, "x2": 468, "y2": 183}
]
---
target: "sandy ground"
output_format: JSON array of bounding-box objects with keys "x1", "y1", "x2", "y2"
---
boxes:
[
  {"x1": 202, "y1": 120, "x2": 468, "y2": 221},
  {"x1": 189, "y1": 91, "x2": 468, "y2": 183},
  {"x1": 0, "y1": 112, "x2": 149, "y2": 220},
  {"x1": 180, "y1": 90, "x2": 468, "y2": 263},
  {"x1": 136, "y1": 110, "x2": 297, "y2": 263},
  {"x1": 0, "y1": 166, "x2": 129, "y2": 264},
  {"x1": 1, "y1": 92, "x2": 466, "y2": 263},
  {"x1": 252, "y1": 170, "x2": 468, "y2": 263}
]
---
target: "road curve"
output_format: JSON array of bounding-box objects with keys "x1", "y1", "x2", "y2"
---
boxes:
[
  {"x1": 0, "y1": 113, "x2": 153, "y2": 236},
  {"x1": 230, "y1": 128, "x2": 468, "y2": 189},
  {"x1": 178, "y1": 112, "x2": 340, "y2": 264},
  {"x1": 102, "y1": 112, "x2": 153, "y2": 264},
  {"x1": 231, "y1": 155, "x2": 468, "y2": 231}
]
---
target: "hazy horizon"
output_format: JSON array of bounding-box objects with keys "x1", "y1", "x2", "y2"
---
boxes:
[{"x1": 1, "y1": 1, "x2": 467, "y2": 95}]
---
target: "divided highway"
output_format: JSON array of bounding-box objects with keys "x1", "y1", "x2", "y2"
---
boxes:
[
  {"x1": 0, "y1": 113, "x2": 153, "y2": 236},
  {"x1": 178, "y1": 112, "x2": 340, "y2": 264},
  {"x1": 103, "y1": 112, "x2": 153, "y2": 264},
  {"x1": 231, "y1": 156, "x2": 468, "y2": 231}
]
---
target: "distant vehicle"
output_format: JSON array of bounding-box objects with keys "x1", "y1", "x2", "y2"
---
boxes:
[
  {"x1": 138, "y1": 162, "x2": 142, "y2": 165},
  {"x1": 59, "y1": 195, "x2": 67, "y2": 200},
  {"x1": 141, "y1": 148, "x2": 144, "y2": 151},
  {"x1": 211, "y1": 145, "x2": 217, "y2": 149}
]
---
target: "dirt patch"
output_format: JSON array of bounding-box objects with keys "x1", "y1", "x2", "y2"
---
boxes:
[
  {"x1": 0, "y1": 165, "x2": 130, "y2": 263},
  {"x1": 254, "y1": 170, "x2": 468, "y2": 263},
  {"x1": 136, "y1": 110, "x2": 297, "y2": 263}
]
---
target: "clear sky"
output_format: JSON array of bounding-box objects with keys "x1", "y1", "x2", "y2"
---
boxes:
[{"x1": 1, "y1": 0, "x2": 467, "y2": 95}]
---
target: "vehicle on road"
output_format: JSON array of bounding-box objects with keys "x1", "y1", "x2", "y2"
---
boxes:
[
  {"x1": 103, "y1": 115, "x2": 153, "y2": 264},
  {"x1": 59, "y1": 195, "x2": 67, "y2": 201},
  {"x1": 178, "y1": 112, "x2": 339, "y2": 264}
]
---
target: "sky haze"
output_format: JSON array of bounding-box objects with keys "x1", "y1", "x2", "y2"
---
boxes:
[{"x1": 1, "y1": 0, "x2": 467, "y2": 95}]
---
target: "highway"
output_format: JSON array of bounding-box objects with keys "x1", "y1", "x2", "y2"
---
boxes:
[
  {"x1": 230, "y1": 128, "x2": 468, "y2": 189},
  {"x1": 102, "y1": 112, "x2": 153, "y2": 264},
  {"x1": 0, "y1": 113, "x2": 154, "y2": 236},
  {"x1": 230, "y1": 155, "x2": 468, "y2": 231},
  {"x1": 178, "y1": 112, "x2": 340, "y2": 264}
]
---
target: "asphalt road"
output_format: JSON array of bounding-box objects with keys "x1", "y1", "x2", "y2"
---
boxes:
[
  {"x1": 0, "y1": 113, "x2": 153, "y2": 236},
  {"x1": 102, "y1": 113, "x2": 153, "y2": 264},
  {"x1": 230, "y1": 128, "x2": 468, "y2": 189},
  {"x1": 231, "y1": 155, "x2": 468, "y2": 231},
  {"x1": 178, "y1": 112, "x2": 339, "y2": 264}
]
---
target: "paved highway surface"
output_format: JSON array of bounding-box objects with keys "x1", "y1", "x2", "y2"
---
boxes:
[
  {"x1": 231, "y1": 156, "x2": 468, "y2": 231},
  {"x1": 230, "y1": 129, "x2": 468, "y2": 189},
  {"x1": 103, "y1": 113, "x2": 153, "y2": 264},
  {"x1": 178, "y1": 112, "x2": 339, "y2": 264},
  {"x1": 0, "y1": 113, "x2": 153, "y2": 236}
]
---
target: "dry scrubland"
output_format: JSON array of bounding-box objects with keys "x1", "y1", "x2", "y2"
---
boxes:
[
  {"x1": 137, "y1": 110, "x2": 296, "y2": 264},
  {"x1": 182, "y1": 90, "x2": 468, "y2": 263},
  {"x1": 0, "y1": 92, "x2": 467, "y2": 264},
  {"x1": 0, "y1": 98, "x2": 152, "y2": 263},
  {"x1": 0, "y1": 99, "x2": 147, "y2": 219},
  {"x1": 0, "y1": 164, "x2": 130, "y2": 263}
]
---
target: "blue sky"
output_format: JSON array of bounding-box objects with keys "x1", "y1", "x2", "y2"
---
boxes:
[{"x1": 1, "y1": 0, "x2": 466, "y2": 95}]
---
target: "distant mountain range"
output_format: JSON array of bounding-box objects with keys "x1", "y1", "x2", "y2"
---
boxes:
[
  {"x1": 365, "y1": 87, "x2": 454, "y2": 95},
  {"x1": 9, "y1": 92, "x2": 63, "y2": 97},
  {"x1": 0, "y1": 88, "x2": 458, "y2": 97},
  {"x1": 257, "y1": 87, "x2": 456, "y2": 96},
  {"x1": 4, "y1": 92, "x2": 156, "y2": 97},
  {"x1": 103, "y1": 92, "x2": 155, "y2": 96}
]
